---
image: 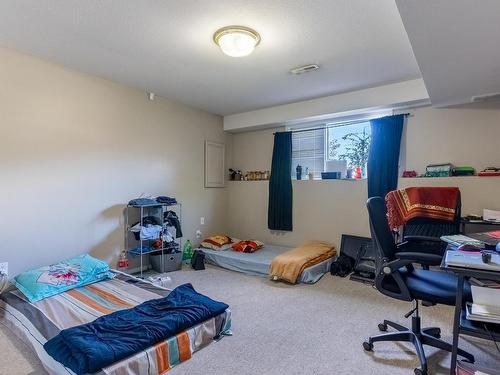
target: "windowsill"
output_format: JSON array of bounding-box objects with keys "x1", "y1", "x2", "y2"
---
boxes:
[{"x1": 293, "y1": 178, "x2": 366, "y2": 181}]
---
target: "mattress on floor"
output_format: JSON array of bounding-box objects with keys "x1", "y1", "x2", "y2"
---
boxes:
[
  {"x1": 200, "y1": 244, "x2": 333, "y2": 284},
  {"x1": 0, "y1": 271, "x2": 232, "y2": 375}
]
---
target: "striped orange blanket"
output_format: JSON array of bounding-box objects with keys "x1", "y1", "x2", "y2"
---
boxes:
[
  {"x1": 269, "y1": 241, "x2": 336, "y2": 284},
  {"x1": 385, "y1": 187, "x2": 460, "y2": 229},
  {"x1": 1, "y1": 272, "x2": 232, "y2": 375}
]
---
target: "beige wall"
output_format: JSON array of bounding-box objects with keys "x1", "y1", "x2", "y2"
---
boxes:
[
  {"x1": 404, "y1": 106, "x2": 500, "y2": 172},
  {"x1": 227, "y1": 106, "x2": 500, "y2": 250},
  {"x1": 231, "y1": 127, "x2": 280, "y2": 173},
  {"x1": 0, "y1": 47, "x2": 229, "y2": 276},
  {"x1": 227, "y1": 180, "x2": 370, "y2": 248}
]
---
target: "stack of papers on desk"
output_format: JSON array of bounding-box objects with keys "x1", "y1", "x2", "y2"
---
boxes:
[
  {"x1": 444, "y1": 250, "x2": 500, "y2": 271},
  {"x1": 467, "y1": 304, "x2": 500, "y2": 324},
  {"x1": 441, "y1": 234, "x2": 484, "y2": 247},
  {"x1": 466, "y1": 283, "x2": 500, "y2": 324}
]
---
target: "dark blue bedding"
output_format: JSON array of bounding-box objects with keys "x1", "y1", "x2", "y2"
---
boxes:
[{"x1": 43, "y1": 283, "x2": 229, "y2": 374}]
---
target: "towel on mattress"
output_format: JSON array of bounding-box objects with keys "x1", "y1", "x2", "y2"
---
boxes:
[
  {"x1": 269, "y1": 241, "x2": 336, "y2": 283},
  {"x1": 43, "y1": 283, "x2": 229, "y2": 375}
]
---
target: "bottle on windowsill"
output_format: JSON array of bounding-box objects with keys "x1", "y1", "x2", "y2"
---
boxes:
[{"x1": 355, "y1": 167, "x2": 362, "y2": 179}]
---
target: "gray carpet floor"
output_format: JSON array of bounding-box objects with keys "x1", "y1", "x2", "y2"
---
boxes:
[{"x1": 1, "y1": 265, "x2": 498, "y2": 374}]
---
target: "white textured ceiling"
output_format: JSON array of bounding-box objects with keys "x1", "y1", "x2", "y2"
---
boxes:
[
  {"x1": 397, "y1": 0, "x2": 500, "y2": 107},
  {"x1": 0, "y1": 0, "x2": 421, "y2": 115}
]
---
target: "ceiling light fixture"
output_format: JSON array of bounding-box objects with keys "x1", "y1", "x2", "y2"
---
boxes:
[{"x1": 213, "y1": 26, "x2": 260, "y2": 57}]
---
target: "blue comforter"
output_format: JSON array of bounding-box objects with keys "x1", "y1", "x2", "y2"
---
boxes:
[{"x1": 44, "y1": 283, "x2": 229, "y2": 374}]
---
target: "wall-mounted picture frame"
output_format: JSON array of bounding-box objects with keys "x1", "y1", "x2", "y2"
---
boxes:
[{"x1": 204, "y1": 140, "x2": 225, "y2": 188}]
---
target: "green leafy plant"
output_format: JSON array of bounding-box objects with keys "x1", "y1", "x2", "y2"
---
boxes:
[
  {"x1": 339, "y1": 127, "x2": 371, "y2": 170},
  {"x1": 328, "y1": 138, "x2": 340, "y2": 159}
]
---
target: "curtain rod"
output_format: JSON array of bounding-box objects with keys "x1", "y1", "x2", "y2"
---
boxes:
[{"x1": 274, "y1": 112, "x2": 411, "y2": 135}]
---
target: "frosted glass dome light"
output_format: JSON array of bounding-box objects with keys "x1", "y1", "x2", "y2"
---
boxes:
[{"x1": 213, "y1": 26, "x2": 261, "y2": 57}]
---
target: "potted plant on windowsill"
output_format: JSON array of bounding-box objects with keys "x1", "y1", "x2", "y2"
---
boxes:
[{"x1": 340, "y1": 127, "x2": 370, "y2": 179}]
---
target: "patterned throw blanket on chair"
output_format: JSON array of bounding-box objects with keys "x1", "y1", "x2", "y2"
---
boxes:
[
  {"x1": 385, "y1": 187, "x2": 460, "y2": 229},
  {"x1": 269, "y1": 241, "x2": 336, "y2": 284}
]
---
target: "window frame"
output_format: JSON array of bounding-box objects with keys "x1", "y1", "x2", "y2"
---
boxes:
[{"x1": 287, "y1": 117, "x2": 376, "y2": 180}]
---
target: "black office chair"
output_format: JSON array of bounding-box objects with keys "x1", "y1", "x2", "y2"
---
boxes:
[
  {"x1": 400, "y1": 190, "x2": 462, "y2": 257},
  {"x1": 363, "y1": 197, "x2": 474, "y2": 375}
]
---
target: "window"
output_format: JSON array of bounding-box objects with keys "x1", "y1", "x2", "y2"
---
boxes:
[
  {"x1": 291, "y1": 128, "x2": 325, "y2": 179},
  {"x1": 291, "y1": 121, "x2": 371, "y2": 179}
]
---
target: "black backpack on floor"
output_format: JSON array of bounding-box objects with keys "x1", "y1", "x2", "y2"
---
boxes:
[
  {"x1": 330, "y1": 254, "x2": 355, "y2": 277},
  {"x1": 191, "y1": 250, "x2": 205, "y2": 271}
]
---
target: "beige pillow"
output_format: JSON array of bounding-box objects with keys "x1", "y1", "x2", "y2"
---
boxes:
[{"x1": 200, "y1": 235, "x2": 233, "y2": 250}]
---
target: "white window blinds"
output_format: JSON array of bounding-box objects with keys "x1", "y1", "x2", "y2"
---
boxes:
[{"x1": 291, "y1": 128, "x2": 325, "y2": 179}]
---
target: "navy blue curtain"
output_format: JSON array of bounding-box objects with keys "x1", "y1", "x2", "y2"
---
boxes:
[
  {"x1": 268, "y1": 132, "x2": 293, "y2": 231},
  {"x1": 367, "y1": 114, "x2": 405, "y2": 198}
]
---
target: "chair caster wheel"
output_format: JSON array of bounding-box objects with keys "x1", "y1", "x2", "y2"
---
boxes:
[
  {"x1": 414, "y1": 368, "x2": 426, "y2": 375},
  {"x1": 435, "y1": 328, "x2": 441, "y2": 339},
  {"x1": 432, "y1": 328, "x2": 441, "y2": 338},
  {"x1": 426, "y1": 328, "x2": 441, "y2": 338},
  {"x1": 363, "y1": 341, "x2": 373, "y2": 351},
  {"x1": 378, "y1": 323, "x2": 388, "y2": 332}
]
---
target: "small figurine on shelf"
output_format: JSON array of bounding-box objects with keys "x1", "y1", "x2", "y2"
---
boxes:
[{"x1": 229, "y1": 168, "x2": 243, "y2": 180}]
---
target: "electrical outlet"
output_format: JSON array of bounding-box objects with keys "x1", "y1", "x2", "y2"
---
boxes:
[
  {"x1": 0, "y1": 262, "x2": 8, "y2": 276},
  {"x1": 200, "y1": 217, "x2": 205, "y2": 225},
  {"x1": 196, "y1": 230, "x2": 202, "y2": 239}
]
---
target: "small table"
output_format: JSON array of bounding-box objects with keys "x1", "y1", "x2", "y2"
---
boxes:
[{"x1": 441, "y1": 258, "x2": 500, "y2": 374}]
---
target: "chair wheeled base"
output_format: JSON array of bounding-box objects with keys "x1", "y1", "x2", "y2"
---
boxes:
[{"x1": 363, "y1": 302, "x2": 474, "y2": 375}]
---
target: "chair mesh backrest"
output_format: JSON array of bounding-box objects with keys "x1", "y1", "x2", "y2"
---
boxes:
[
  {"x1": 403, "y1": 220, "x2": 459, "y2": 237},
  {"x1": 367, "y1": 197, "x2": 397, "y2": 262}
]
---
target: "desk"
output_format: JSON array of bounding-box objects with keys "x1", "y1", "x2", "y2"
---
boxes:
[
  {"x1": 441, "y1": 259, "x2": 500, "y2": 374},
  {"x1": 461, "y1": 218, "x2": 500, "y2": 234}
]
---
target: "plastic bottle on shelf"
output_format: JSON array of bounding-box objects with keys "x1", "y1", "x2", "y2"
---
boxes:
[{"x1": 182, "y1": 240, "x2": 193, "y2": 265}]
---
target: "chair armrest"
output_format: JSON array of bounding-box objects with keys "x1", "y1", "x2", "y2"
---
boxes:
[
  {"x1": 381, "y1": 258, "x2": 413, "y2": 273},
  {"x1": 403, "y1": 235, "x2": 442, "y2": 243},
  {"x1": 379, "y1": 252, "x2": 441, "y2": 276},
  {"x1": 395, "y1": 252, "x2": 442, "y2": 266}
]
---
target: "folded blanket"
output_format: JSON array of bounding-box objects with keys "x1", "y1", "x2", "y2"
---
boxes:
[
  {"x1": 269, "y1": 241, "x2": 336, "y2": 284},
  {"x1": 385, "y1": 187, "x2": 459, "y2": 229},
  {"x1": 44, "y1": 283, "x2": 228, "y2": 375}
]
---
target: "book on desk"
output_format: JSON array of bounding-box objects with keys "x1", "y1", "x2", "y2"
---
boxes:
[
  {"x1": 442, "y1": 230, "x2": 500, "y2": 248},
  {"x1": 466, "y1": 282, "x2": 500, "y2": 325}
]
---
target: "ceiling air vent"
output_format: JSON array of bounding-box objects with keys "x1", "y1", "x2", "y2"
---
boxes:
[
  {"x1": 289, "y1": 64, "x2": 320, "y2": 75},
  {"x1": 471, "y1": 92, "x2": 500, "y2": 102}
]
